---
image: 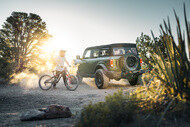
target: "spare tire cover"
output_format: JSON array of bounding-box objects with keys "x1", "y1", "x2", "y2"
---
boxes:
[{"x1": 124, "y1": 53, "x2": 140, "y2": 71}]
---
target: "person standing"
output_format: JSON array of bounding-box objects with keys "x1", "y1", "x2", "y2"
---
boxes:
[{"x1": 54, "y1": 50, "x2": 71, "y2": 88}]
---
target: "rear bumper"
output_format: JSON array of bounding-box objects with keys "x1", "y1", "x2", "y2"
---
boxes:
[
  {"x1": 105, "y1": 69, "x2": 150, "y2": 80},
  {"x1": 121, "y1": 69, "x2": 151, "y2": 78},
  {"x1": 105, "y1": 71, "x2": 121, "y2": 80},
  {"x1": 121, "y1": 69, "x2": 143, "y2": 78}
]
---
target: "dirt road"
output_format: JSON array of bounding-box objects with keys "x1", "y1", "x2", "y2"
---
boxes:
[{"x1": 0, "y1": 78, "x2": 137, "y2": 127}]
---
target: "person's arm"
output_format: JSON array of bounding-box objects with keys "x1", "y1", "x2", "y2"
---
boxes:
[
  {"x1": 55, "y1": 56, "x2": 59, "y2": 65},
  {"x1": 65, "y1": 57, "x2": 71, "y2": 67}
]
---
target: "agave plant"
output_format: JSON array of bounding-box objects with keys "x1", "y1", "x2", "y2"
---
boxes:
[
  {"x1": 151, "y1": 3, "x2": 190, "y2": 101},
  {"x1": 148, "y1": 4, "x2": 190, "y2": 127}
]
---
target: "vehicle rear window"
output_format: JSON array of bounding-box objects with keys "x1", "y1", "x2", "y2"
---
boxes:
[{"x1": 113, "y1": 47, "x2": 137, "y2": 55}]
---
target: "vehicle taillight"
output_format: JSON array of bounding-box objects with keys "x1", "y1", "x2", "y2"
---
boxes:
[
  {"x1": 140, "y1": 58, "x2": 142, "y2": 66},
  {"x1": 110, "y1": 59, "x2": 114, "y2": 67}
]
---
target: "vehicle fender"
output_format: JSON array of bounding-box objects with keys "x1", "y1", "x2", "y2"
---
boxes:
[{"x1": 94, "y1": 64, "x2": 108, "y2": 73}]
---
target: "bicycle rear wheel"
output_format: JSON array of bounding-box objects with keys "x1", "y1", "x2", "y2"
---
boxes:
[
  {"x1": 39, "y1": 75, "x2": 54, "y2": 90},
  {"x1": 65, "y1": 75, "x2": 79, "y2": 91}
]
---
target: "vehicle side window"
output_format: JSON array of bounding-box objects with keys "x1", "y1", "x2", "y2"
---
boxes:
[
  {"x1": 100, "y1": 48, "x2": 109, "y2": 57},
  {"x1": 83, "y1": 50, "x2": 91, "y2": 59},
  {"x1": 92, "y1": 49, "x2": 99, "y2": 58}
]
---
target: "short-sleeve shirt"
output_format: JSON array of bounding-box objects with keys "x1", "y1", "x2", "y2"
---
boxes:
[{"x1": 55, "y1": 56, "x2": 66, "y2": 71}]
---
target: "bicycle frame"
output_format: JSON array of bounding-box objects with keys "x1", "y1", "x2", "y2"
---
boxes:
[
  {"x1": 52, "y1": 71, "x2": 62, "y2": 83},
  {"x1": 53, "y1": 69, "x2": 70, "y2": 83},
  {"x1": 44, "y1": 67, "x2": 71, "y2": 84}
]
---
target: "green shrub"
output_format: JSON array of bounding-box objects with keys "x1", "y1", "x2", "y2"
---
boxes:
[{"x1": 76, "y1": 90, "x2": 139, "y2": 127}]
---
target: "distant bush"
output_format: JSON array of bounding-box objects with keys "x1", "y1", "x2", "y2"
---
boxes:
[{"x1": 76, "y1": 90, "x2": 139, "y2": 127}]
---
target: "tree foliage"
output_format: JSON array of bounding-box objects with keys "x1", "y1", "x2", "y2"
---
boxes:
[
  {"x1": 136, "y1": 33, "x2": 155, "y2": 69},
  {"x1": 0, "y1": 12, "x2": 51, "y2": 74},
  {"x1": 136, "y1": 33, "x2": 167, "y2": 70}
]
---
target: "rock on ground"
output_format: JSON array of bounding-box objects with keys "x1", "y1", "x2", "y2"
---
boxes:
[{"x1": 20, "y1": 104, "x2": 72, "y2": 121}]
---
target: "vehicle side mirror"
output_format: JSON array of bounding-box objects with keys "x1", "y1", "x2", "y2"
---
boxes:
[{"x1": 76, "y1": 55, "x2": 81, "y2": 59}]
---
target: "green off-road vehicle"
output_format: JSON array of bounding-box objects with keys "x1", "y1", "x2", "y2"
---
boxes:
[{"x1": 75, "y1": 43, "x2": 143, "y2": 89}]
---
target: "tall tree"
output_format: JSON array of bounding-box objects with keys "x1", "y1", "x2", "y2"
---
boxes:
[{"x1": 0, "y1": 12, "x2": 51, "y2": 72}]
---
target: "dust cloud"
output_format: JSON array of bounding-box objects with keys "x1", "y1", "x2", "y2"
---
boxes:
[
  {"x1": 10, "y1": 70, "x2": 41, "y2": 89},
  {"x1": 10, "y1": 60, "x2": 78, "y2": 90}
]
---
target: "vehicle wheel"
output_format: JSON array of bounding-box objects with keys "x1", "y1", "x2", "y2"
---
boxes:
[
  {"x1": 65, "y1": 75, "x2": 79, "y2": 91},
  {"x1": 39, "y1": 75, "x2": 53, "y2": 90},
  {"x1": 77, "y1": 74, "x2": 83, "y2": 83},
  {"x1": 95, "y1": 69, "x2": 109, "y2": 89},
  {"x1": 128, "y1": 76, "x2": 138, "y2": 86}
]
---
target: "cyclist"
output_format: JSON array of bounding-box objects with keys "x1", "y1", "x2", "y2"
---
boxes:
[{"x1": 53, "y1": 50, "x2": 71, "y2": 88}]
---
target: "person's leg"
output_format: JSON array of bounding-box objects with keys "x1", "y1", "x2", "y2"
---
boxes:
[
  {"x1": 53, "y1": 71, "x2": 60, "y2": 88},
  {"x1": 62, "y1": 70, "x2": 67, "y2": 85}
]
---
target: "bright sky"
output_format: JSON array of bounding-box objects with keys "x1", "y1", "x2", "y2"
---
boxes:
[{"x1": 0, "y1": 0, "x2": 190, "y2": 62}]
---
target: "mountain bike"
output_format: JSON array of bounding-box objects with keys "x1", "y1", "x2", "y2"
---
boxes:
[{"x1": 39, "y1": 67, "x2": 79, "y2": 91}]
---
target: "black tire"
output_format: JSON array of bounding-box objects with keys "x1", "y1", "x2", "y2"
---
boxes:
[
  {"x1": 128, "y1": 76, "x2": 138, "y2": 86},
  {"x1": 95, "y1": 69, "x2": 109, "y2": 89},
  {"x1": 137, "y1": 75, "x2": 143, "y2": 85},
  {"x1": 77, "y1": 74, "x2": 83, "y2": 83},
  {"x1": 124, "y1": 53, "x2": 140, "y2": 71},
  {"x1": 65, "y1": 75, "x2": 79, "y2": 91},
  {"x1": 39, "y1": 75, "x2": 53, "y2": 90}
]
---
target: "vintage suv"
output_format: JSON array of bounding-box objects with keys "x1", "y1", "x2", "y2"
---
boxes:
[{"x1": 75, "y1": 43, "x2": 143, "y2": 89}]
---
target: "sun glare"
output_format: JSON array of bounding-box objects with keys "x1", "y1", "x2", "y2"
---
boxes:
[
  {"x1": 41, "y1": 39, "x2": 56, "y2": 54},
  {"x1": 41, "y1": 34, "x2": 80, "y2": 65}
]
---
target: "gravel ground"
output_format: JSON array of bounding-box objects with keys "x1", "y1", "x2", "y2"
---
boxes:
[{"x1": 0, "y1": 78, "x2": 137, "y2": 127}]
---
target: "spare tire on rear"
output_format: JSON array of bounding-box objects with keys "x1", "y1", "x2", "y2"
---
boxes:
[{"x1": 124, "y1": 53, "x2": 140, "y2": 71}]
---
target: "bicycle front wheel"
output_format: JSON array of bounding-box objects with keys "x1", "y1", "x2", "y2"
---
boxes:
[
  {"x1": 65, "y1": 75, "x2": 79, "y2": 91},
  {"x1": 39, "y1": 75, "x2": 54, "y2": 90}
]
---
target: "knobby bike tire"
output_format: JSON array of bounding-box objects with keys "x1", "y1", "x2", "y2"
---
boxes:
[
  {"x1": 64, "y1": 75, "x2": 79, "y2": 91},
  {"x1": 39, "y1": 75, "x2": 54, "y2": 90}
]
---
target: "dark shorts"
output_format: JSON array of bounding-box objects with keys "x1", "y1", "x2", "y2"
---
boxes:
[{"x1": 53, "y1": 71, "x2": 67, "y2": 87}]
